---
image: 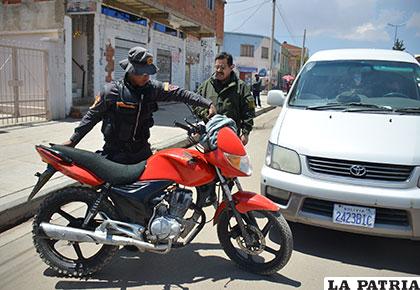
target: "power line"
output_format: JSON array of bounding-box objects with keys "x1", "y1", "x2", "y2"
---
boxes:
[
  {"x1": 225, "y1": 0, "x2": 270, "y2": 16},
  {"x1": 275, "y1": 3, "x2": 298, "y2": 44},
  {"x1": 231, "y1": 1, "x2": 270, "y2": 32}
]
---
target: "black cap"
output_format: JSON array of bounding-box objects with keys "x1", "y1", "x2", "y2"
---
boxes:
[{"x1": 119, "y1": 46, "x2": 158, "y2": 75}]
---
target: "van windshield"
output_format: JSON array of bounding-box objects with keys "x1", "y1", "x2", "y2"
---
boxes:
[{"x1": 288, "y1": 60, "x2": 420, "y2": 112}]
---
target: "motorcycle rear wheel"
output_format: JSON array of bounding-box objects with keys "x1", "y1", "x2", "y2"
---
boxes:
[
  {"x1": 32, "y1": 186, "x2": 119, "y2": 277},
  {"x1": 217, "y1": 210, "x2": 293, "y2": 275}
]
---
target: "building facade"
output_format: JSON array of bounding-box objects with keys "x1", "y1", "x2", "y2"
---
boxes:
[
  {"x1": 281, "y1": 41, "x2": 308, "y2": 77},
  {"x1": 0, "y1": 0, "x2": 225, "y2": 121},
  {"x1": 223, "y1": 32, "x2": 282, "y2": 89}
]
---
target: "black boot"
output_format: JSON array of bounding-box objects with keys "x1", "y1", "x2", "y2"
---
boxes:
[
  {"x1": 123, "y1": 245, "x2": 139, "y2": 252},
  {"x1": 203, "y1": 191, "x2": 217, "y2": 207}
]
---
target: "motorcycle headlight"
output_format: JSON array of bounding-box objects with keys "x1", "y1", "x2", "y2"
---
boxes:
[
  {"x1": 265, "y1": 142, "x2": 301, "y2": 174},
  {"x1": 224, "y1": 153, "x2": 253, "y2": 176}
]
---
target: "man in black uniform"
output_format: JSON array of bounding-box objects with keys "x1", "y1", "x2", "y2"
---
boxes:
[{"x1": 63, "y1": 47, "x2": 216, "y2": 164}]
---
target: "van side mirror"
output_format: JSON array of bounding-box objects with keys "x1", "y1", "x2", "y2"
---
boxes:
[{"x1": 267, "y1": 90, "x2": 285, "y2": 107}]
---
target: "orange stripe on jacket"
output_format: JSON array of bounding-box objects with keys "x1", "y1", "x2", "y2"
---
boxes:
[{"x1": 116, "y1": 101, "x2": 137, "y2": 109}]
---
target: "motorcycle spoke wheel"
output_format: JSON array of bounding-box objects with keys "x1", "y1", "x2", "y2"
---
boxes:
[
  {"x1": 217, "y1": 210, "x2": 293, "y2": 275},
  {"x1": 33, "y1": 186, "x2": 119, "y2": 277}
]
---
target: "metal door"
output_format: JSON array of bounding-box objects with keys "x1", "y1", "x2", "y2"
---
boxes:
[
  {"x1": 114, "y1": 38, "x2": 145, "y2": 80},
  {"x1": 0, "y1": 45, "x2": 48, "y2": 127},
  {"x1": 156, "y1": 49, "x2": 172, "y2": 83}
]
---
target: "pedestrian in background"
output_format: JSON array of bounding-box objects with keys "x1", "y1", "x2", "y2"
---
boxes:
[
  {"x1": 252, "y1": 73, "x2": 262, "y2": 107},
  {"x1": 63, "y1": 46, "x2": 216, "y2": 164}
]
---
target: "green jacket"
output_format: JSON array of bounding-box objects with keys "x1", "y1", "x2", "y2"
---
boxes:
[{"x1": 195, "y1": 72, "x2": 255, "y2": 135}]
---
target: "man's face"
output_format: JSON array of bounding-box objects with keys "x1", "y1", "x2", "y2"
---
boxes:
[
  {"x1": 214, "y1": 58, "x2": 233, "y2": 81},
  {"x1": 129, "y1": 73, "x2": 150, "y2": 87}
]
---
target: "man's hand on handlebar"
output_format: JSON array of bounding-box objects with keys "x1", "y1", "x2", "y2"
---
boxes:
[{"x1": 208, "y1": 104, "x2": 217, "y2": 118}]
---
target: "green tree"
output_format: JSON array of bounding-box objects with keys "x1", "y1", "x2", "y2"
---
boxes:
[{"x1": 392, "y1": 38, "x2": 405, "y2": 51}]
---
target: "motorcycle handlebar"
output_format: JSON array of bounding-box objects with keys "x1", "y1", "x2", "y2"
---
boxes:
[
  {"x1": 174, "y1": 121, "x2": 206, "y2": 137},
  {"x1": 174, "y1": 121, "x2": 191, "y2": 132}
]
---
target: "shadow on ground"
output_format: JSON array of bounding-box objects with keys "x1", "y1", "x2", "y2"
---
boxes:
[
  {"x1": 47, "y1": 242, "x2": 301, "y2": 289},
  {"x1": 290, "y1": 222, "x2": 420, "y2": 275}
]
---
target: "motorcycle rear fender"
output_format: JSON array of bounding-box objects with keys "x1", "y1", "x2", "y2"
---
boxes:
[
  {"x1": 213, "y1": 191, "x2": 280, "y2": 225},
  {"x1": 35, "y1": 145, "x2": 103, "y2": 186}
]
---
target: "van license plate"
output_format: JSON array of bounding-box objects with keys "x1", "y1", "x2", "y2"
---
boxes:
[{"x1": 333, "y1": 204, "x2": 376, "y2": 228}]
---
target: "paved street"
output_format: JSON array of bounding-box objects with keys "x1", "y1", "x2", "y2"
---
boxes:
[{"x1": 0, "y1": 108, "x2": 419, "y2": 290}]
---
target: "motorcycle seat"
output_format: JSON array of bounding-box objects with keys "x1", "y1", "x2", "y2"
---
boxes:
[{"x1": 50, "y1": 145, "x2": 146, "y2": 185}]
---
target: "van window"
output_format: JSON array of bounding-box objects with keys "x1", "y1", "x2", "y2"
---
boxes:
[{"x1": 289, "y1": 60, "x2": 420, "y2": 110}]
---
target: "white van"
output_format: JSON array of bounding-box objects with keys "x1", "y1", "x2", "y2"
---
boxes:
[{"x1": 261, "y1": 49, "x2": 420, "y2": 240}]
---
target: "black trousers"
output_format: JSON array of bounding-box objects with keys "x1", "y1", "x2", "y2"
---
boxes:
[
  {"x1": 253, "y1": 90, "x2": 261, "y2": 107},
  {"x1": 99, "y1": 143, "x2": 153, "y2": 165}
]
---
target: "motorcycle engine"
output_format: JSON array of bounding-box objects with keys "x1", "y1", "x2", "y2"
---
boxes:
[{"x1": 148, "y1": 188, "x2": 193, "y2": 241}]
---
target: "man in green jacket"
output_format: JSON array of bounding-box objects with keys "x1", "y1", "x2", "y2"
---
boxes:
[
  {"x1": 194, "y1": 52, "x2": 255, "y2": 206},
  {"x1": 194, "y1": 52, "x2": 255, "y2": 145}
]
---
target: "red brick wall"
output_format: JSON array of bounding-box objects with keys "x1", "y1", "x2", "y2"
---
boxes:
[
  {"x1": 3, "y1": 0, "x2": 21, "y2": 3},
  {"x1": 215, "y1": 0, "x2": 224, "y2": 44},
  {"x1": 3, "y1": 0, "x2": 51, "y2": 3},
  {"x1": 154, "y1": 0, "x2": 224, "y2": 42}
]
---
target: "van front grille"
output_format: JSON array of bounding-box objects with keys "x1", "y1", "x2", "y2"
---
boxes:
[
  {"x1": 307, "y1": 156, "x2": 413, "y2": 182},
  {"x1": 301, "y1": 198, "x2": 409, "y2": 227}
]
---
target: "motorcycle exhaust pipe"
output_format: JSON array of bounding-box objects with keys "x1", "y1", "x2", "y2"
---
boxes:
[{"x1": 39, "y1": 222, "x2": 170, "y2": 253}]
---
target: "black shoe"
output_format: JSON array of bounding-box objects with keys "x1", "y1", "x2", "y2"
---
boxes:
[
  {"x1": 203, "y1": 192, "x2": 217, "y2": 207},
  {"x1": 123, "y1": 245, "x2": 139, "y2": 252}
]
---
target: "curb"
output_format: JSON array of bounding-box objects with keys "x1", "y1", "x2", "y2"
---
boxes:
[{"x1": 0, "y1": 105, "x2": 275, "y2": 233}]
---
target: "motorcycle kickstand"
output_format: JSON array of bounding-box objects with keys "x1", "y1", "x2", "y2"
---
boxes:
[{"x1": 82, "y1": 183, "x2": 110, "y2": 229}]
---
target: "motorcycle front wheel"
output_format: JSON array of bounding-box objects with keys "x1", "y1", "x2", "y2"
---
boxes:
[
  {"x1": 32, "y1": 186, "x2": 119, "y2": 277},
  {"x1": 217, "y1": 210, "x2": 293, "y2": 275}
]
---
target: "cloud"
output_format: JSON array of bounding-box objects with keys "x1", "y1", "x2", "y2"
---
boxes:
[
  {"x1": 306, "y1": 6, "x2": 404, "y2": 42},
  {"x1": 407, "y1": 12, "x2": 420, "y2": 36},
  {"x1": 407, "y1": 12, "x2": 420, "y2": 28},
  {"x1": 225, "y1": 0, "x2": 414, "y2": 43},
  {"x1": 341, "y1": 23, "x2": 389, "y2": 41}
]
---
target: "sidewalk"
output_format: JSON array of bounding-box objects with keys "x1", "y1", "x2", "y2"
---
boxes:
[{"x1": 0, "y1": 94, "x2": 274, "y2": 231}]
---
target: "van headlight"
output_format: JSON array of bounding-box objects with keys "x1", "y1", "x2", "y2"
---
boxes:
[{"x1": 265, "y1": 142, "x2": 301, "y2": 174}]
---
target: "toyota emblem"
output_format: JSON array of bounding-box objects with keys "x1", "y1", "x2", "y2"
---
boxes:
[{"x1": 349, "y1": 165, "x2": 367, "y2": 177}]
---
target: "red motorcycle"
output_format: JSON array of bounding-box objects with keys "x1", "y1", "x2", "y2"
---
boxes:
[{"x1": 29, "y1": 117, "x2": 293, "y2": 277}]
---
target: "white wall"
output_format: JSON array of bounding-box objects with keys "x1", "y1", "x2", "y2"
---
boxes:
[
  {"x1": 200, "y1": 37, "x2": 217, "y2": 82},
  {"x1": 64, "y1": 16, "x2": 72, "y2": 115},
  {"x1": 95, "y1": 14, "x2": 148, "y2": 92},
  {"x1": 0, "y1": 33, "x2": 68, "y2": 120},
  {"x1": 150, "y1": 29, "x2": 185, "y2": 87},
  {"x1": 186, "y1": 37, "x2": 201, "y2": 91}
]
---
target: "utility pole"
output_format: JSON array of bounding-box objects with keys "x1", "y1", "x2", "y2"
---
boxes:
[
  {"x1": 388, "y1": 23, "x2": 405, "y2": 43},
  {"x1": 299, "y1": 28, "x2": 306, "y2": 70},
  {"x1": 268, "y1": 0, "x2": 276, "y2": 90}
]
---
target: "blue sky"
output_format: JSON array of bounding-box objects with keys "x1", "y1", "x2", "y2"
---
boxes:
[{"x1": 224, "y1": 0, "x2": 420, "y2": 56}]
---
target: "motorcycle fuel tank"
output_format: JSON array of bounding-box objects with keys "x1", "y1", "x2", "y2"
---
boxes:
[{"x1": 139, "y1": 148, "x2": 216, "y2": 186}]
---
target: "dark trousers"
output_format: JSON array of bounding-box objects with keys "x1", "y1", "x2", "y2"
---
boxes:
[
  {"x1": 99, "y1": 143, "x2": 153, "y2": 165},
  {"x1": 253, "y1": 90, "x2": 261, "y2": 107}
]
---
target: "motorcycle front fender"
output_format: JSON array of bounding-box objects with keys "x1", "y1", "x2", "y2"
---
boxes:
[{"x1": 213, "y1": 191, "x2": 280, "y2": 225}]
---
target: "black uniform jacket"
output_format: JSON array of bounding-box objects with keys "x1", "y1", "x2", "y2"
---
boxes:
[{"x1": 70, "y1": 78, "x2": 212, "y2": 151}]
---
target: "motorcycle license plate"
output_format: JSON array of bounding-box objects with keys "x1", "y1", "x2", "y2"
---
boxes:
[{"x1": 333, "y1": 203, "x2": 376, "y2": 228}]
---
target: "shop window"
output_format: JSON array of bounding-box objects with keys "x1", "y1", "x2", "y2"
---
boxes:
[{"x1": 240, "y1": 45, "x2": 254, "y2": 57}]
